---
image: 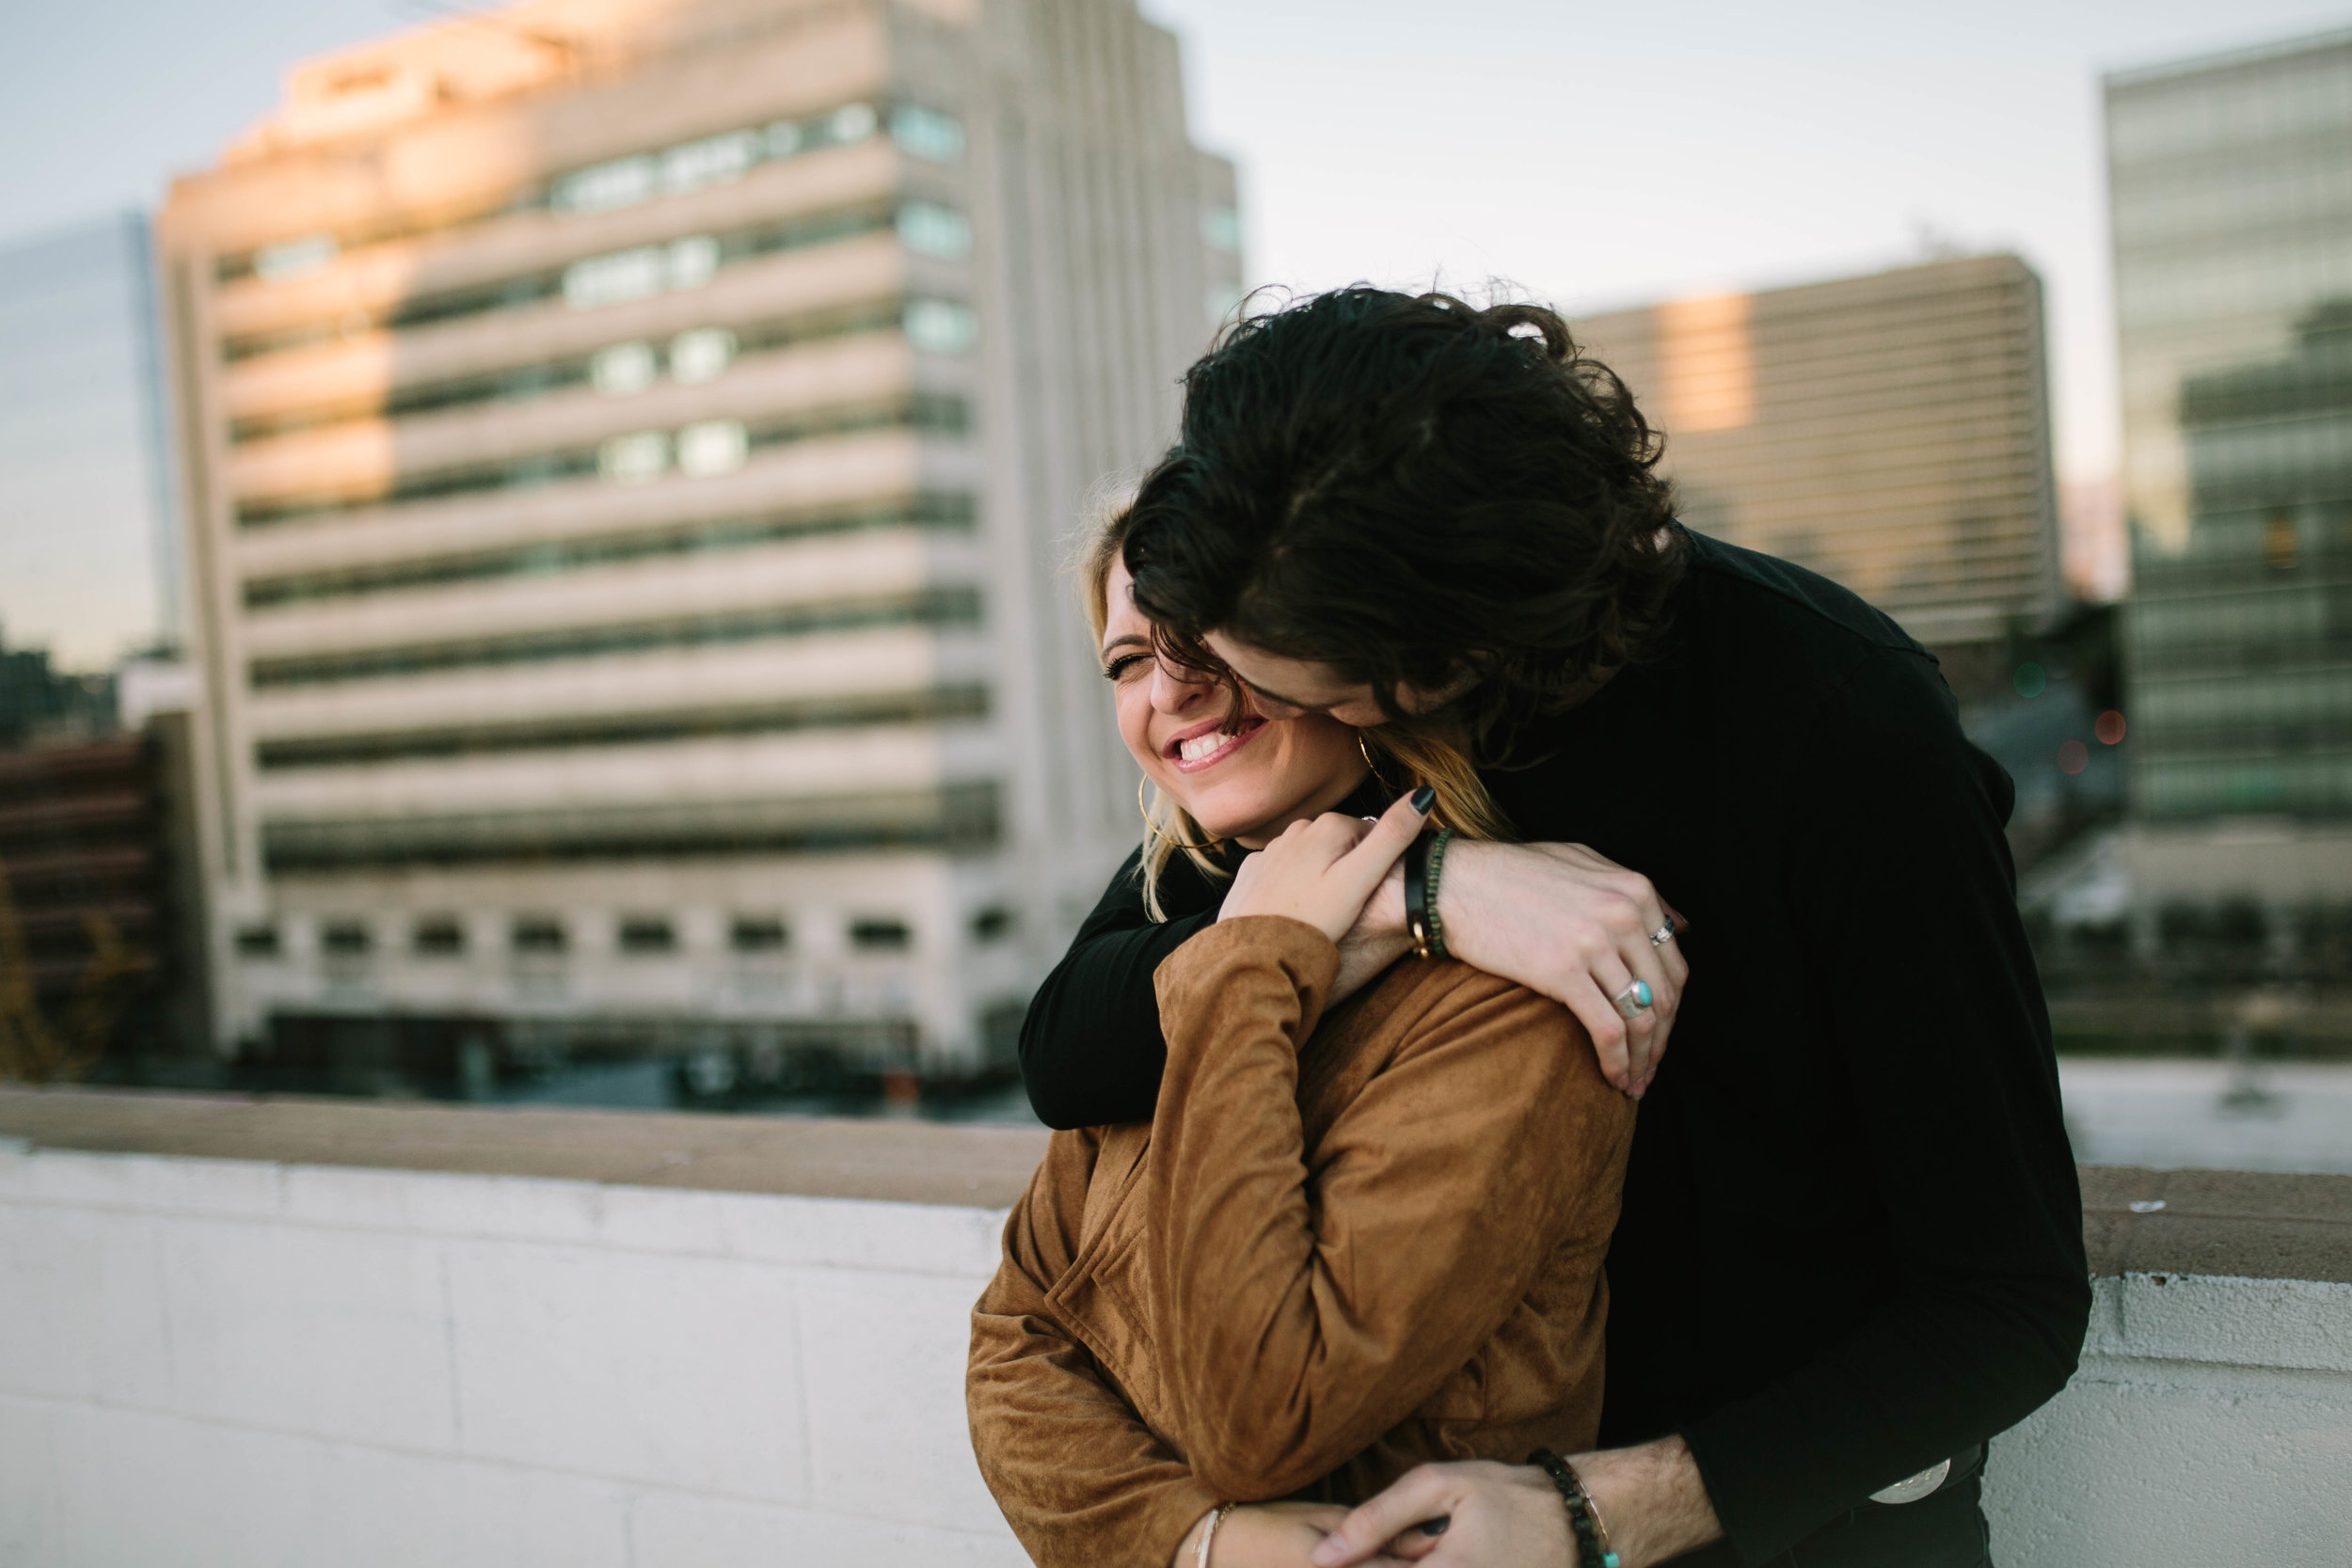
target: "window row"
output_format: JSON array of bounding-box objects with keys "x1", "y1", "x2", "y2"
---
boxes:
[
  {"x1": 225, "y1": 201, "x2": 898, "y2": 362},
  {"x1": 238, "y1": 902, "x2": 1012, "y2": 959},
  {"x1": 236, "y1": 388, "x2": 971, "y2": 526},
  {"x1": 242, "y1": 492, "x2": 975, "y2": 610},
  {"x1": 231, "y1": 300, "x2": 884, "y2": 442},
  {"x1": 254, "y1": 685, "x2": 989, "y2": 770},
  {"x1": 246, "y1": 585, "x2": 983, "y2": 689},
  {"x1": 225, "y1": 99, "x2": 966, "y2": 284}
]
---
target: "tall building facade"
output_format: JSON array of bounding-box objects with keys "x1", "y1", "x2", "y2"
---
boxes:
[
  {"x1": 1573, "y1": 254, "x2": 2062, "y2": 687},
  {"x1": 0, "y1": 214, "x2": 182, "y2": 674},
  {"x1": 2108, "y1": 28, "x2": 2352, "y2": 824},
  {"x1": 158, "y1": 0, "x2": 1240, "y2": 1074}
]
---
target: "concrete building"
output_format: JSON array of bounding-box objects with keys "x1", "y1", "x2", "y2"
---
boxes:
[
  {"x1": 2108, "y1": 28, "x2": 2352, "y2": 831},
  {"x1": 156, "y1": 0, "x2": 1241, "y2": 1078},
  {"x1": 0, "y1": 213, "x2": 182, "y2": 674},
  {"x1": 1572, "y1": 254, "x2": 2063, "y2": 692}
]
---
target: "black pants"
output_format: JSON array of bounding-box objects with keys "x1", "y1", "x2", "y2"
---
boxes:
[{"x1": 1763, "y1": 1469, "x2": 1992, "y2": 1567}]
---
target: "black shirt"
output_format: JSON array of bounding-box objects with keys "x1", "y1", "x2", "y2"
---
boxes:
[{"x1": 1016, "y1": 531, "x2": 2090, "y2": 1564}]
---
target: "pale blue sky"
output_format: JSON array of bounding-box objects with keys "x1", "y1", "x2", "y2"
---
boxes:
[{"x1": 4, "y1": 0, "x2": 2348, "y2": 490}]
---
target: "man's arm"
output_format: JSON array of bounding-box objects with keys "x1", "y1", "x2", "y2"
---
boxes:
[
  {"x1": 1020, "y1": 840, "x2": 1684, "y2": 1131},
  {"x1": 1016, "y1": 848, "x2": 1219, "y2": 1128},
  {"x1": 1672, "y1": 652, "x2": 2090, "y2": 1559}
]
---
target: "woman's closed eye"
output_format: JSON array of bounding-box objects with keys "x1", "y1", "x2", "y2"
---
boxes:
[{"x1": 1104, "y1": 652, "x2": 1152, "y2": 683}]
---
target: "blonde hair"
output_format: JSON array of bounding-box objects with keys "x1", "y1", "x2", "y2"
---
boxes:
[{"x1": 1076, "y1": 505, "x2": 1511, "y2": 922}]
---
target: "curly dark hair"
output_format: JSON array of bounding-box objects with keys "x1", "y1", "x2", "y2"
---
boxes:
[{"x1": 1123, "y1": 287, "x2": 1687, "y2": 755}]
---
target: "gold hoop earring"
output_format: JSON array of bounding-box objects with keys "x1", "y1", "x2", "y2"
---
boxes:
[
  {"x1": 1139, "y1": 776, "x2": 1220, "y2": 851},
  {"x1": 1358, "y1": 732, "x2": 1397, "y2": 793}
]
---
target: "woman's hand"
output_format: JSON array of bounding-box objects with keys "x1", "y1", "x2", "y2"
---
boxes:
[
  {"x1": 1218, "y1": 789, "x2": 1435, "y2": 943},
  {"x1": 1172, "y1": 1501, "x2": 1416, "y2": 1568}
]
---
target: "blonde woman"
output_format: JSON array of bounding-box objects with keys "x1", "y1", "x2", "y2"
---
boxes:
[{"x1": 965, "y1": 513, "x2": 1636, "y2": 1568}]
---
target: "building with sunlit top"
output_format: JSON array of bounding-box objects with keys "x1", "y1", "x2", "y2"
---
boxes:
[{"x1": 155, "y1": 0, "x2": 1243, "y2": 1085}]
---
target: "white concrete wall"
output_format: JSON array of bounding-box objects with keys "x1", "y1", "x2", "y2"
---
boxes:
[
  {"x1": 1983, "y1": 1270, "x2": 2352, "y2": 1565},
  {"x1": 4, "y1": 1136, "x2": 2347, "y2": 1568},
  {"x1": 0, "y1": 1138, "x2": 1024, "y2": 1568}
]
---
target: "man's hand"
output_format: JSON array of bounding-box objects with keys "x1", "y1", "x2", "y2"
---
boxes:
[
  {"x1": 1308, "y1": 1439, "x2": 1723, "y2": 1568},
  {"x1": 1170, "y1": 1500, "x2": 1413, "y2": 1568},
  {"x1": 1438, "y1": 841, "x2": 1689, "y2": 1095}
]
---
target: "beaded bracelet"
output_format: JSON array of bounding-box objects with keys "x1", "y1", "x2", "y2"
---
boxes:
[
  {"x1": 1423, "y1": 828, "x2": 1454, "y2": 960},
  {"x1": 1528, "y1": 1449, "x2": 1620, "y2": 1568}
]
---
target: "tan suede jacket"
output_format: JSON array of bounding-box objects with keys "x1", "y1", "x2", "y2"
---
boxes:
[{"x1": 967, "y1": 915, "x2": 1637, "y2": 1568}]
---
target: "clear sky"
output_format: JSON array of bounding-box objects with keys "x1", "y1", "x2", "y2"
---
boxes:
[{"x1": 3, "y1": 0, "x2": 2347, "y2": 489}]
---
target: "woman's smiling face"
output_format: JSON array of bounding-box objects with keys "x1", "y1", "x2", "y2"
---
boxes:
[{"x1": 1101, "y1": 557, "x2": 1368, "y2": 847}]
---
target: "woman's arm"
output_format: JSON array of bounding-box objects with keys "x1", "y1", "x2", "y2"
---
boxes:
[
  {"x1": 1141, "y1": 913, "x2": 1635, "y2": 1501},
  {"x1": 968, "y1": 1130, "x2": 1219, "y2": 1568}
]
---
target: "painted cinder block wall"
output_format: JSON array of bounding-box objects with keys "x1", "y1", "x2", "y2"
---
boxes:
[{"x1": 0, "y1": 1099, "x2": 2345, "y2": 1567}]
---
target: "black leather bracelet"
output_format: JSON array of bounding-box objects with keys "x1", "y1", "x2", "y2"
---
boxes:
[
  {"x1": 1403, "y1": 831, "x2": 1434, "y2": 959},
  {"x1": 1422, "y1": 828, "x2": 1454, "y2": 960},
  {"x1": 1528, "y1": 1449, "x2": 1620, "y2": 1568}
]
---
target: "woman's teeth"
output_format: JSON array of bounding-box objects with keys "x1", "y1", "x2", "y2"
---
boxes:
[{"x1": 1179, "y1": 732, "x2": 1237, "y2": 763}]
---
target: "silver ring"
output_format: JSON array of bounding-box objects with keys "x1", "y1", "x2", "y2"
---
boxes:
[
  {"x1": 1612, "y1": 980, "x2": 1653, "y2": 1019},
  {"x1": 1649, "y1": 922, "x2": 1677, "y2": 947}
]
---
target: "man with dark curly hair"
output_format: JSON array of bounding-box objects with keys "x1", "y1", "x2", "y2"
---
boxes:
[{"x1": 1016, "y1": 288, "x2": 2088, "y2": 1568}]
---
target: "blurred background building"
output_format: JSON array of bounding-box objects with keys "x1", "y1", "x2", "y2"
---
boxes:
[
  {"x1": 156, "y1": 0, "x2": 1240, "y2": 1096},
  {"x1": 2110, "y1": 25, "x2": 2352, "y2": 868},
  {"x1": 0, "y1": 212, "x2": 183, "y2": 738},
  {"x1": 1574, "y1": 253, "x2": 2065, "y2": 699}
]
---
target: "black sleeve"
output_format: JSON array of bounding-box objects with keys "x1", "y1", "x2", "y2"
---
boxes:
[
  {"x1": 1017, "y1": 847, "x2": 1227, "y2": 1129},
  {"x1": 1679, "y1": 652, "x2": 2091, "y2": 1563}
]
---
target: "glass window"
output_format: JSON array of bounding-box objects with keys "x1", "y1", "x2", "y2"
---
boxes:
[
  {"x1": 512, "y1": 916, "x2": 567, "y2": 954},
  {"x1": 591, "y1": 341, "x2": 658, "y2": 395},
  {"x1": 676, "y1": 420, "x2": 749, "y2": 477},
  {"x1": 904, "y1": 298, "x2": 977, "y2": 355},
  {"x1": 254, "y1": 233, "x2": 340, "y2": 281},
  {"x1": 661, "y1": 131, "x2": 759, "y2": 196},
  {"x1": 564, "y1": 246, "x2": 666, "y2": 309},
  {"x1": 550, "y1": 155, "x2": 658, "y2": 214},
  {"x1": 321, "y1": 920, "x2": 373, "y2": 955},
  {"x1": 1200, "y1": 206, "x2": 1242, "y2": 254},
  {"x1": 890, "y1": 103, "x2": 966, "y2": 164},
  {"x1": 850, "y1": 917, "x2": 913, "y2": 950},
  {"x1": 898, "y1": 201, "x2": 973, "y2": 261},
  {"x1": 668, "y1": 326, "x2": 737, "y2": 384},
  {"x1": 665, "y1": 235, "x2": 721, "y2": 291},
  {"x1": 731, "y1": 916, "x2": 788, "y2": 951},
  {"x1": 597, "y1": 431, "x2": 670, "y2": 483},
  {"x1": 829, "y1": 103, "x2": 879, "y2": 145},
  {"x1": 971, "y1": 907, "x2": 1013, "y2": 942},
  {"x1": 234, "y1": 924, "x2": 280, "y2": 958},
  {"x1": 413, "y1": 917, "x2": 466, "y2": 956},
  {"x1": 618, "y1": 917, "x2": 676, "y2": 954}
]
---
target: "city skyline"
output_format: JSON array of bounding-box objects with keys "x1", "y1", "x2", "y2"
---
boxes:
[{"x1": 5, "y1": 0, "x2": 2352, "y2": 534}]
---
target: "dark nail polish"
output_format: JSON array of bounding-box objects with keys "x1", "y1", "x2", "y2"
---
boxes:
[
  {"x1": 1420, "y1": 1517, "x2": 1451, "y2": 1537},
  {"x1": 1410, "y1": 785, "x2": 1436, "y2": 814}
]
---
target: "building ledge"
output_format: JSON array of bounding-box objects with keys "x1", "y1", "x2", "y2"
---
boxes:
[
  {"x1": 5, "y1": 1087, "x2": 2350, "y2": 1283},
  {"x1": 0, "y1": 1084, "x2": 1050, "y2": 1209}
]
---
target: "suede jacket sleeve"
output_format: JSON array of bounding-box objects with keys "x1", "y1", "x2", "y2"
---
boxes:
[
  {"x1": 967, "y1": 1128, "x2": 1217, "y2": 1568},
  {"x1": 1143, "y1": 917, "x2": 1635, "y2": 1502}
]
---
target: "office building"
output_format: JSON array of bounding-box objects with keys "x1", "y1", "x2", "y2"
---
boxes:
[
  {"x1": 2109, "y1": 27, "x2": 2352, "y2": 827},
  {"x1": 157, "y1": 0, "x2": 1241, "y2": 1074},
  {"x1": 1573, "y1": 254, "x2": 2063, "y2": 689},
  {"x1": 0, "y1": 213, "x2": 182, "y2": 673}
]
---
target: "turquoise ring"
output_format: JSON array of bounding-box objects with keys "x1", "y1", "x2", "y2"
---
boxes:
[{"x1": 1612, "y1": 980, "x2": 1653, "y2": 1020}]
